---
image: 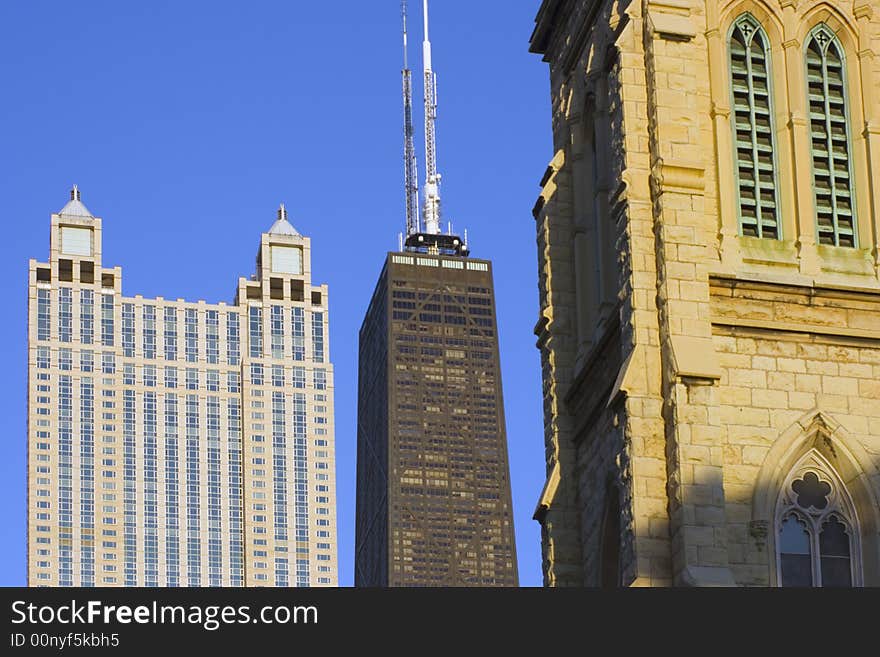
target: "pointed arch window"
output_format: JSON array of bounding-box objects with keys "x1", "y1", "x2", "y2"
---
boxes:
[
  {"x1": 729, "y1": 15, "x2": 780, "y2": 239},
  {"x1": 776, "y1": 452, "x2": 861, "y2": 587},
  {"x1": 806, "y1": 25, "x2": 857, "y2": 247}
]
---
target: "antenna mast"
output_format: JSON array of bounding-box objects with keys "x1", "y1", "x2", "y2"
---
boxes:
[
  {"x1": 422, "y1": 0, "x2": 441, "y2": 235},
  {"x1": 402, "y1": 1, "x2": 421, "y2": 237}
]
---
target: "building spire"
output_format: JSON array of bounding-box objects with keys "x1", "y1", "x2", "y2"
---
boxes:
[
  {"x1": 268, "y1": 202, "x2": 300, "y2": 237},
  {"x1": 402, "y1": 1, "x2": 421, "y2": 238},
  {"x1": 421, "y1": 0, "x2": 441, "y2": 235},
  {"x1": 58, "y1": 184, "x2": 93, "y2": 217}
]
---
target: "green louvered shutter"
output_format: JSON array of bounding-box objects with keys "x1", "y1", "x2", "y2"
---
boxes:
[
  {"x1": 730, "y1": 16, "x2": 780, "y2": 239},
  {"x1": 807, "y1": 26, "x2": 856, "y2": 247}
]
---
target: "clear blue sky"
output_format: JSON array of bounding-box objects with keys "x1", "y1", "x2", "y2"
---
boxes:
[{"x1": 0, "y1": 1, "x2": 551, "y2": 587}]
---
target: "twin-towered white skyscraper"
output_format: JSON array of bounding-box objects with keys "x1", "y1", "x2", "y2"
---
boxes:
[{"x1": 27, "y1": 189, "x2": 338, "y2": 586}]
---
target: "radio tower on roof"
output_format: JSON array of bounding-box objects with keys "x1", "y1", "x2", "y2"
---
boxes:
[
  {"x1": 420, "y1": 0, "x2": 441, "y2": 236},
  {"x1": 402, "y1": 1, "x2": 421, "y2": 238},
  {"x1": 401, "y1": 0, "x2": 468, "y2": 257}
]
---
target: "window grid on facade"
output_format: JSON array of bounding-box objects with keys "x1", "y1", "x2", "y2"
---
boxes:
[
  {"x1": 165, "y1": 394, "x2": 180, "y2": 586},
  {"x1": 80, "y1": 290, "x2": 94, "y2": 345},
  {"x1": 164, "y1": 307, "x2": 178, "y2": 361},
  {"x1": 144, "y1": 392, "x2": 159, "y2": 585},
  {"x1": 121, "y1": 303, "x2": 135, "y2": 357},
  {"x1": 143, "y1": 305, "x2": 157, "y2": 360},
  {"x1": 249, "y1": 306, "x2": 263, "y2": 359},
  {"x1": 729, "y1": 15, "x2": 779, "y2": 239},
  {"x1": 185, "y1": 309, "x2": 199, "y2": 363},
  {"x1": 58, "y1": 376, "x2": 73, "y2": 585},
  {"x1": 312, "y1": 312, "x2": 325, "y2": 363},
  {"x1": 807, "y1": 25, "x2": 856, "y2": 247},
  {"x1": 271, "y1": 305, "x2": 284, "y2": 359},
  {"x1": 185, "y1": 395, "x2": 201, "y2": 586},
  {"x1": 292, "y1": 308, "x2": 305, "y2": 361},
  {"x1": 123, "y1": 389, "x2": 137, "y2": 585},
  {"x1": 206, "y1": 310, "x2": 219, "y2": 364},
  {"x1": 292, "y1": 393, "x2": 309, "y2": 587},
  {"x1": 227, "y1": 312, "x2": 240, "y2": 366},
  {"x1": 206, "y1": 397, "x2": 222, "y2": 586},
  {"x1": 80, "y1": 379, "x2": 95, "y2": 586},
  {"x1": 59, "y1": 288, "x2": 73, "y2": 343},
  {"x1": 101, "y1": 294, "x2": 114, "y2": 347},
  {"x1": 37, "y1": 289, "x2": 51, "y2": 341},
  {"x1": 228, "y1": 399, "x2": 243, "y2": 585}
]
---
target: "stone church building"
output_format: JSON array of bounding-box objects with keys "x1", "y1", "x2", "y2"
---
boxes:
[{"x1": 529, "y1": 0, "x2": 880, "y2": 586}]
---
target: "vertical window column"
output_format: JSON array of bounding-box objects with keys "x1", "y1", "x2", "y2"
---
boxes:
[
  {"x1": 143, "y1": 392, "x2": 158, "y2": 586},
  {"x1": 311, "y1": 312, "x2": 325, "y2": 363},
  {"x1": 164, "y1": 394, "x2": 180, "y2": 586},
  {"x1": 249, "y1": 307, "x2": 263, "y2": 359},
  {"x1": 58, "y1": 376, "x2": 73, "y2": 586},
  {"x1": 185, "y1": 395, "x2": 201, "y2": 586},
  {"x1": 227, "y1": 399, "x2": 243, "y2": 586},
  {"x1": 37, "y1": 289, "x2": 51, "y2": 341},
  {"x1": 80, "y1": 378, "x2": 95, "y2": 586},
  {"x1": 80, "y1": 290, "x2": 94, "y2": 345},
  {"x1": 123, "y1": 389, "x2": 137, "y2": 586},
  {"x1": 121, "y1": 303, "x2": 135, "y2": 358},
  {"x1": 292, "y1": 393, "x2": 309, "y2": 587},
  {"x1": 185, "y1": 309, "x2": 199, "y2": 363},
  {"x1": 59, "y1": 288, "x2": 73, "y2": 343},
  {"x1": 206, "y1": 397, "x2": 223, "y2": 586},
  {"x1": 226, "y1": 312, "x2": 240, "y2": 366},
  {"x1": 206, "y1": 311, "x2": 219, "y2": 364}
]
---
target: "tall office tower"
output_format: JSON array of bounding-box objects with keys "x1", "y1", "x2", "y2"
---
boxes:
[
  {"x1": 355, "y1": 1, "x2": 518, "y2": 587},
  {"x1": 27, "y1": 189, "x2": 338, "y2": 587},
  {"x1": 356, "y1": 247, "x2": 518, "y2": 587}
]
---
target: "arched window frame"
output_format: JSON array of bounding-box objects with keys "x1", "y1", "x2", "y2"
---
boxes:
[
  {"x1": 804, "y1": 23, "x2": 859, "y2": 248},
  {"x1": 775, "y1": 450, "x2": 863, "y2": 587},
  {"x1": 728, "y1": 13, "x2": 782, "y2": 240}
]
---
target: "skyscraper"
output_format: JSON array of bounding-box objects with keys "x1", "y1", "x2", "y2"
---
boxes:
[
  {"x1": 356, "y1": 247, "x2": 518, "y2": 587},
  {"x1": 27, "y1": 189, "x2": 338, "y2": 587},
  {"x1": 354, "y1": 1, "x2": 518, "y2": 587}
]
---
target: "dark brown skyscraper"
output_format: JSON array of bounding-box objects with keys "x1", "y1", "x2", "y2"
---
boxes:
[{"x1": 355, "y1": 241, "x2": 518, "y2": 587}]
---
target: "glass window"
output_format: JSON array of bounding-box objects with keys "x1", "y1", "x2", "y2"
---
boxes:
[
  {"x1": 806, "y1": 25, "x2": 857, "y2": 247},
  {"x1": 206, "y1": 310, "x2": 219, "y2": 364},
  {"x1": 101, "y1": 294, "x2": 114, "y2": 347},
  {"x1": 58, "y1": 288, "x2": 73, "y2": 343},
  {"x1": 80, "y1": 290, "x2": 94, "y2": 345},
  {"x1": 292, "y1": 308, "x2": 305, "y2": 361},
  {"x1": 729, "y1": 15, "x2": 780, "y2": 239},
  {"x1": 164, "y1": 307, "x2": 178, "y2": 361},
  {"x1": 37, "y1": 289, "x2": 51, "y2": 341},
  {"x1": 143, "y1": 305, "x2": 156, "y2": 359},
  {"x1": 271, "y1": 306, "x2": 284, "y2": 359},
  {"x1": 777, "y1": 460, "x2": 858, "y2": 587},
  {"x1": 121, "y1": 303, "x2": 135, "y2": 357},
  {"x1": 312, "y1": 312, "x2": 325, "y2": 363},
  {"x1": 227, "y1": 312, "x2": 240, "y2": 366},
  {"x1": 185, "y1": 309, "x2": 199, "y2": 363},
  {"x1": 249, "y1": 307, "x2": 263, "y2": 359}
]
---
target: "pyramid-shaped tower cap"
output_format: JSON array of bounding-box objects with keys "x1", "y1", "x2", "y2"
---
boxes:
[
  {"x1": 268, "y1": 203, "x2": 300, "y2": 236},
  {"x1": 58, "y1": 185, "x2": 94, "y2": 218}
]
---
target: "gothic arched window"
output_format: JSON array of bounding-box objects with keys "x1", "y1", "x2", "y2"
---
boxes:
[
  {"x1": 729, "y1": 15, "x2": 780, "y2": 239},
  {"x1": 806, "y1": 24, "x2": 857, "y2": 247},
  {"x1": 776, "y1": 453, "x2": 861, "y2": 587}
]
